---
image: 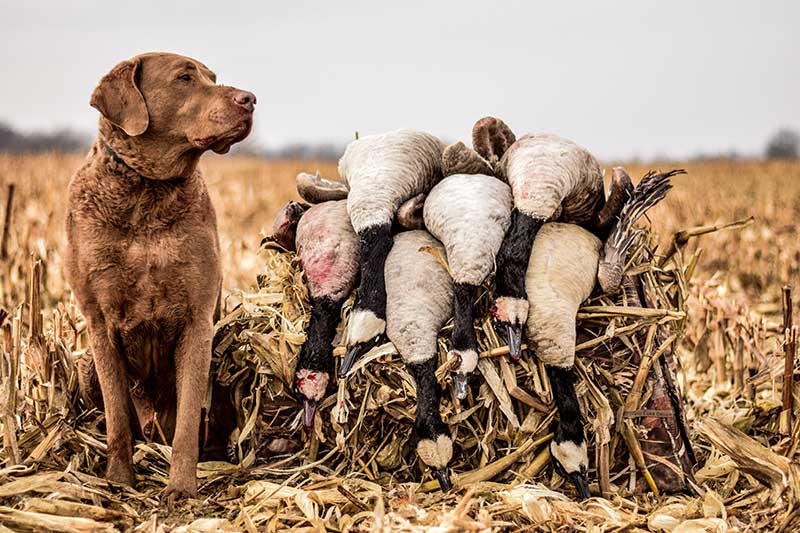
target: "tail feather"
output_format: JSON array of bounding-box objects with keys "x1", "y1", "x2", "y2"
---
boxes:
[
  {"x1": 606, "y1": 169, "x2": 682, "y2": 254},
  {"x1": 597, "y1": 169, "x2": 682, "y2": 294}
]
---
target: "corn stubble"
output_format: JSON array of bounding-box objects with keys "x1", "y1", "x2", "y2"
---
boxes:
[{"x1": 0, "y1": 153, "x2": 798, "y2": 531}]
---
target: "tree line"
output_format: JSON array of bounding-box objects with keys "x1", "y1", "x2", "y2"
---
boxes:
[{"x1": 0, "y1": 121, "x2": 797, "y2": 160}]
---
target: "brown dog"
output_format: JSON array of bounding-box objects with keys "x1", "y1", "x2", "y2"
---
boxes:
[{"x1": 65, "y1": 52, "x2": 255, "y2": 499}]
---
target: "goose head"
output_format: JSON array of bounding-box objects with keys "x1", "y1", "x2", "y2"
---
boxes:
[
  {"x1": 550, "y1": 433, "x2": 590, "y2": 501},
  {"x1": 416, "y1": 428, "x2": 454, "y2": 492},
  {"x1": 449, "y1": 348, "x2": 479, "y2": 400},
  {"x1": 294, "y1": 367, "x2": 330, "y2": 428},
  {"x1": 491, "y1": 296, "x2": 529, "y2": 361},
  {"x1": 340, "y1": 309, "x2": 386, "y2": 378}
]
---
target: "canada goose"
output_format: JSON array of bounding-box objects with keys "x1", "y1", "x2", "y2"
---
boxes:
[
  {"x1": 470, "y1": 117, "x2": 633, "y2": 362},
  {"x1": 291, "y1": 200, "x2": 360, "y2": 427},
  {"x1": 423, "y1": 156, "x2": 513, "y2": 399},
  {"x1": 384, "y1": 230, "x2": 455, "y2": 491},
  {"x1": 337, "y1": 129, "x2": 446, "y2": 378},
  {"x1": 279, "y1": 161, "x2": 454, "y2": 427},
  {"x1": 525, "y1": 170, "x2": 676, "y2": 499}
]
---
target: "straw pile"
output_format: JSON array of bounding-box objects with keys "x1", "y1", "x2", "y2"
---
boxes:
[
  {"x1": 214, "y1": 222, "x2": 695, "y2": 493},
  {"x1": 3, "y1": 211, "x2": 800, "y2": 531}
]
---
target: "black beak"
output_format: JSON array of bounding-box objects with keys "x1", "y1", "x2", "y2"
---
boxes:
[
  {"x1": 568, "y1": 471, "x2": 591, "y2": 501},
  {"x1": 303, "y1": 399, "x2": 316, "y2": 429},
  {"x1": 339, "y1": 336, "x2": 385, "y2": 379},
  {"x1": 339, "y1": 344, "x2": 364, "y2": 379},
  {"x1": 432, "y1": 467, "x2": 453, "y2": 491},
  {"x1": 506, "y1": 324, "x2": 523, "y2": 362},
  {"x1": 453, "y1": 373, "x2": 469, "y2": 400}
]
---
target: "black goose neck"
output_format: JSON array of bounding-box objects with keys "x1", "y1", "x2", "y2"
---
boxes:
[
  {"x1": 547, "y1": 365, "x2": 585, "y2": 443},
  {"x1": 495, "y1": 209, "x2": 543, "y2": 300},
  {"x1": 452, "y1": 283, "x2": 478, "y2": 351},
  {"x1": 355, "y1": 223, "x2": 393, "y2": 318},
  {"x1": 407, "y1": 357, "x2": 448, "y2": 440},
  {"x1": 297, "y1": 296, "x2": 342, "y2": 374}
]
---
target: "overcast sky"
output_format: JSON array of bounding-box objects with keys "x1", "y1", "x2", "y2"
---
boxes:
[{"x1": 1, "y1": 0, "x2": 798, "y2": 160}]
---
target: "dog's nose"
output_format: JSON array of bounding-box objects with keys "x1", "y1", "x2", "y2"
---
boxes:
[{"x1": 233, "y1": 90, "x2": 256, "y2": 112}]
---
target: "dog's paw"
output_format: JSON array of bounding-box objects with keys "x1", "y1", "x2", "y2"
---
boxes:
[
  {"x1": 164, "y1": 474, "x2": 198, "y2": 505},
  {"x1": 106, "y1": 461, "x2": 135, "y2": 487}
]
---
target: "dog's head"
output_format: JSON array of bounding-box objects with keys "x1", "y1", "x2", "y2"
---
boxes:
[{"x1": 91, "y1": 52, "x2": 255, "y2": 158}]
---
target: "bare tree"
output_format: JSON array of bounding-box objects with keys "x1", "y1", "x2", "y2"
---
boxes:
[{"x1": 766, "y1": 128, "x2": 800, "y2": 159}]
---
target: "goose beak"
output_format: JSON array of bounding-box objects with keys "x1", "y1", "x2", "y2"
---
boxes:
[
  {"x1": 506, "y1": 324, "x2": 523, "y2": 361},
  {"x1": 339, "y1": 344, "x2": 364, "y2": 379},
  {"x1": 568, "y1": 471, "x2": 591, "y2": 501},
  {"x1": 453, "y1": 373, "x2": 469, "y2": 400},
  {"x1": 302, "y1": 399, "x2": 317, "y2": 429},
  {"x1": 432, "y1": 467, "x2": 453, "y2": 491},
  {"x1": 339, "y1": 336, "x2": 385, "y2": 379}
]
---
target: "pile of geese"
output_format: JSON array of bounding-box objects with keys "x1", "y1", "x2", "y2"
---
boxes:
[{"x1": 272, "y1": 117, "x2": 680, "y2": 499}]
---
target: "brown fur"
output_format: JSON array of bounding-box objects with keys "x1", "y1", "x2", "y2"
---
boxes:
[{"x1": 65, "y1": 52, "x2": 255, "y2": 500}]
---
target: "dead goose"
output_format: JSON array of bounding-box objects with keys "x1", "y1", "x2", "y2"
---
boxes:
[
  {"x1": 384, "y1": 230, "x2": 455, "y2": 491},
  {"x1": 337, "y1": 129, "x2": 446, "y2": 378},
  {"x1": 422, "y1": 148, "x2": 513, "y2": 399},
  {"x1": 290, "y1": 200, "x2": 360, "y2": 427},
  {"x1": 279, "y1": 167, "x2": 440, "y2": 426},
  {"x1": 471, "y1": 117, "x2": 633, "y2": 362},
  {"x1": 524, "y1": 169, "x2": 676, "y2": 499}
]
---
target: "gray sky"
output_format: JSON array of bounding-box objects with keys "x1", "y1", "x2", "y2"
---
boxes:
[{"x1": 1, "y1": 0, "x2": 798, "y2": 160}]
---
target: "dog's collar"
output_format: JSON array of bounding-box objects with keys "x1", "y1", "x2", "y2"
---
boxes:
[
  {"x1": 101, "y1": 141, "x2": 190, "y2": 183},
  {"x1": 102, "y1": 141, "x2": 142, "y2": 178}
]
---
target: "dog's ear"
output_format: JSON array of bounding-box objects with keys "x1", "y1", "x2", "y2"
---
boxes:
[{"x1": 90, "y1": 58, "x2": 149, "y2": 137}]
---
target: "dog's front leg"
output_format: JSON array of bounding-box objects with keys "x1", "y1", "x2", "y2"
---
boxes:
[
  {"x1": 88, "y1": 320, "x2": 136, "y2": 487},
  {"x1": 165, "y1": 316, "x2": 213, "y2": 500}
]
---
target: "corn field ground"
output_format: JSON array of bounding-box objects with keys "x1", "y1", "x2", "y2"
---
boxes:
[{"x1": 0, "y1": 153, "x2": 799, "y2": 532}]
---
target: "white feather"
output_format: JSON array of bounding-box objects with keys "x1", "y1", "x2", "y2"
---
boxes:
[
  {"x1": 550, "y1": 439, "x2": 588, "y2": 474},
  {"x1": 423, "y1": 173, "x2": 513, "y2": 285},
  {"x1": 501, "y1": 134, "x2": 604, "y2": 221},
  {"x1": 416, "y1": 434, "x2": 453, "y2": 469},
  {"x1": 384, "y1": 231, "x2": 453, "y2": 364},
  {"x1": 525, "y1": 223, "x2": 601, "y2": 367},
  {"x1": 338, "y1": 129, "x2": 445, "y2": 232},
  {"x1": 346, "y1": 309, "x2": 385, "y2": 346}
]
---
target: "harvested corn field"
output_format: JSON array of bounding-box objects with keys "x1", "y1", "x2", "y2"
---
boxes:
[{"x1": 1, "y1": 154, "x2": 799, "y2": 532}]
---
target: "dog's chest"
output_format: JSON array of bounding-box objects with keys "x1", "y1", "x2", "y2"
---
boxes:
[
  {"x1": 92, "y1": 227, "x2": 196, "y2": 326},
  {"x1": 79, "y1": 179, "x2": 214, "y2": 329}
]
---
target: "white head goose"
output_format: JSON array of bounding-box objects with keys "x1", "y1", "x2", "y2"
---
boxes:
[
  {"x1": 422, "y1": 143, "x2": 513, "y2": 399},
  {"x1": 524, "y1": 169, "x2": 677, "y2": 499},
  {"x1": 337, "y1": 129, "x2": 446, "y2": 378},
  {"x1": 385, "y1": 230, "x2": 455, "y2": 491}
]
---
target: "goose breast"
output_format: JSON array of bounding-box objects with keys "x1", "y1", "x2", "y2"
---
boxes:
[
  {"x1": 339, "y1": 129, "x2": 445, "y2": 232},
  {"x1": 423, "y1": 174, "x2": 513, "y2": 285},
  {"x1": 524, "y1": 223, "x2": 601, "y2": 367},
  {"x1": 295, "y1": 200, "x2": 360, "y2": 301},
  {"x1": 385, "y1": 230, "x2": 454, "y2": 364},
  {"x1": 501, "y1": 134, "x2": 604, "y2": 223}
]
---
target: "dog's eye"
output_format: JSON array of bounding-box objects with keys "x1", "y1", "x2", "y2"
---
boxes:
[{"x1": 177, "y1": 74, "x2": 192, "y2": 82}]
